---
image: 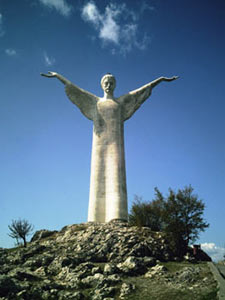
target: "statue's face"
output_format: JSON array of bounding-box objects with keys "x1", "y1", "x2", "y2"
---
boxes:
[{"x1": 101, "y1": 77, "x2": 116, "y2": 94}]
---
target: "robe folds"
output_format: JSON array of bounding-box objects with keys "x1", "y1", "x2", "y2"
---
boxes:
[{"x1": 65, "y1": 83, "x2": 152, "y2": 222}]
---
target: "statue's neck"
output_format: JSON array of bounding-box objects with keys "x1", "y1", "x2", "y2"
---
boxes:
[{"x1": 103, "y1": 92, "x2": 114, "y2": 100}]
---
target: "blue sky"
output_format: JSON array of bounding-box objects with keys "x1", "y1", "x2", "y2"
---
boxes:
[{"x1": 0, "y1": 0, "x2": 224, "y2": 261}]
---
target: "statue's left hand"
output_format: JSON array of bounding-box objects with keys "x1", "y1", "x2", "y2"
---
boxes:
[
  {"x1": 40, "y1": 71, "x2": 58, "y2": 78},
  {"x1": 166, "y1": 76, "x2": 179, "y2": 81}
]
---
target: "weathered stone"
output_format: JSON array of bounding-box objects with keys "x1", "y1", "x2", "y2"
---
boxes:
[
  {"x1": 91, "y1": 286, "x2": 116, "y2": 300},
  {"x1": 107, "y1": 274, "x2": 121, "y2": 284},
  {"x1": 8, "y1": 269, "x2": 39, "y2": 281},
  {"x1": 128, "y1": 242, "x2": 152, "y2": 257},
  {"x1": 119, "y1": 282, "x2": 136, "y2": 299},
  {"x1": 23, "y1": 257, "x2": 44, "y2": 268},
  {"x1": 143, "y1": 256, "x2": 157, "y2": 267},
  {"x1": 58, "y1": 290, "x2": 85, "y2": 300},
  {"x1": 74, "y1": 262, "x2": 96, "y2": 279},
  {"x1": 177, "y1": 267, "x2": 200, "y2": 283},
  {"x1": 81, "y1": 273, "x2": 105, "y2": 288},
  {"x1": 104, "y1": 263, "x2": 119, "y2": 275},
  {"x1": 145, "y1": 264, "x2": 168, "y2": 278},
  {"x1": 34, "y1": 266, "x2": 46, "y2": 277},
  {"x1": 117, "y1": 256, "x2": 148, "y2": 275},
  {"x1": 31, "y1": 229, "x2": 57, "y2": 242},
  {"x1": 47, "y1": 257, "x2": 64, "y2": 276},
  {"x1": 92, "y1": 266, "x2": 102, "y2": 275},
  {"x1": 57, "y1": 270, "x2": 81, "y2": 289},
  {"x1": 16, "y1": 290, "x2": 27, "y2": 298},
  {"x1": 22, "y1": 244, "x2": 46, "y2": 259},
  {"x1": 61, "y1": 255, "x2": 78, "y2": 267}
]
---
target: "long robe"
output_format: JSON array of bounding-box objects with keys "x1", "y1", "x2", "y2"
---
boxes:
[{"x1": 65, "y1": 83, "x2": 152, "y2": 222}]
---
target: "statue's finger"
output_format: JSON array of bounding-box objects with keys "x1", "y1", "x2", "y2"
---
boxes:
[{"x1": 41, "y1": 73, "x2": 52, "y2": 77}]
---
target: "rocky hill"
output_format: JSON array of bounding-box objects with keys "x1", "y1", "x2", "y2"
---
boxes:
[{"x1": 0, "y1": 220, "x2": 214, "y2": 299}]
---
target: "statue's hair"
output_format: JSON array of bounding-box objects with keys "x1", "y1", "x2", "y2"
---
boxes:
[{"x1": 101, "y1": 73, "x2": 116, "y2": 87}]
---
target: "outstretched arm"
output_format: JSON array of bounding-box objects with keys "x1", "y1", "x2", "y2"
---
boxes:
[
  {"x1": 41, "y1": 71, "x2": 98, "y2": 121},
  {"x1": 130, "y1": 76, "x2": 178, "y2": 96},
  {"x1": 149, "y1": 76, "x2": 179, "y2": 89},
  {"x1": 121, "y1": 76, "x2": 178, "y2": 121},
  {"x1": 41, "y1": 71, "x2": 71, "y2": 85}
]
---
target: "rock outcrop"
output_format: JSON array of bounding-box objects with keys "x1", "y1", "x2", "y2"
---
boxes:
[{"x1": 0, "y1": 220, "x2": 211, "y2": 299}]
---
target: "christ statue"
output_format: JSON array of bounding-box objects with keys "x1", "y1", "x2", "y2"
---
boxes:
[{"x1": 41, "y1": 71, "x2": 178, "y2": 222}]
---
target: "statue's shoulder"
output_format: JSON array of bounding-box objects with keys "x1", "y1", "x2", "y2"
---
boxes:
[
  {"x1": 65, "y1": 83, "x2": 98, "y2": 102},
  {"x1": 118, "y1": 93, "x2": 133, "y2": 104}
]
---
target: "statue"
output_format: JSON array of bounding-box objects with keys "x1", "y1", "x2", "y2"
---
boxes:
[{"x1": 41, "y1": 71, "x2": 178, "y2": 222}]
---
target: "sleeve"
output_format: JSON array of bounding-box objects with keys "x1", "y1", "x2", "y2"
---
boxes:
[
  {"x1": 121, "y1": 87, "x2": 152, "y2": 121},
  {"x1": 65, "y1": 83, "x2": 98, "y2": 121}
]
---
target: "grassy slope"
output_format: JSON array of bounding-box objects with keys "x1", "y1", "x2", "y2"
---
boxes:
[{"x1": 117, "y1": 262, "x2": 217, "y2": 300}]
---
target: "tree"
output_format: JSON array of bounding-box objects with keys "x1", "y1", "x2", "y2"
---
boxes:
[
  {"x1": 129, "y1": 195, "x2": 152, "y2": 227},
  {"x1": 8, "y1": 219, "x2": 34, "y2": 247},
  {"x1": 129, "y1": 190, "x2": 165, "y2": 231},
  {"x1": 129, "y1": 186, "x2": 209, "y2": 255},
  {"x1": 163, "y1": 186, "x2": 209, "y2": 254}
]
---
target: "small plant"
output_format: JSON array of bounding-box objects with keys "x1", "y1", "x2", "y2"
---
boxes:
[{"x1": 8, "y1": 219, "x2": 34, "y2": 247}]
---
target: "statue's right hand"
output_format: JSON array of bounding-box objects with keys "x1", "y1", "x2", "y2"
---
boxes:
[{"x1": 40, "y1": 71, "x2": 58, "y2": 78}]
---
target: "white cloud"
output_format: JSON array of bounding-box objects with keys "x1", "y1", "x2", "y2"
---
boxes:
[
  {"x1": 0, "y1": 13, "x2": 5, "y2": 37},
  {"x1": 5, "y1": 48, "x2": 17, "y2": 56},
  {"x1": 44, "y1": 52, "x2": 55, "y2": 66},
  {"x1": 81, "y1": 1, "x2": 151, "y2": 55},
  {"x1": 99, "y1": 6, "x2": 120, "y2": 44},
  {"x1": 201, "y1": 242, "x2": 225, "y2": 262},
  {"x1": 140, "y1": 1, "x2": 155, "y2": 14},
  {"x1": 135, "y1": 33, "x2": 151, "y2": 50},
  {"x1": 82, "y1": 2, "x2": 102, "y2": 27},
  {"x1": 82, "y1": 2, "x2": 120, "y2": 44},
  {"x1": 39, "y1": 0, "x2": 72, "y2": 17},
  {"x1": 120, "y1": 23, "x2": 137, "y2": 53}
]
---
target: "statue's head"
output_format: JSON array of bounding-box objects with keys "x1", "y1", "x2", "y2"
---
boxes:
[{"x1": 101, "y1": 73, "x2": 116, "y2": 94}]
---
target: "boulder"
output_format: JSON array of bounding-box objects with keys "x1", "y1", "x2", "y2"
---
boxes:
[
  {"x1": 145, "y1": 264, "x2": 168, "y2": 278},
  {"x1": 31, "y1": 229, "x2": 57, "y2": 242},
  {"x1": 117, "y1": 256, "x2": 148, "y2": 275},
  {"x1": 119, "y1": 282, "x2": 136, "y2": 299}
]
